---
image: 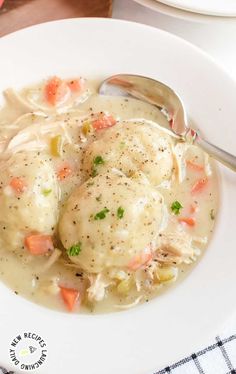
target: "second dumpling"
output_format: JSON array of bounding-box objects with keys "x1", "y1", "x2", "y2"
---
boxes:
[{"x1": 83, "y1": 120, "x2": 174, "y2": 186}]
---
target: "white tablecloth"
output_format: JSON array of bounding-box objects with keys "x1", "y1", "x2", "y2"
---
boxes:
[{"x1": 112, "y1": 1, "x2": 236, "y2": 371}]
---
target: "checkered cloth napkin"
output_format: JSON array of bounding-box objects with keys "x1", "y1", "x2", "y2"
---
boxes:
[
  {"x1": 156, "y1": 334, "x2": 236, "y2": 374},
  {"x1": 1, "y1": 334, "x2": 236, "y2": 373}
]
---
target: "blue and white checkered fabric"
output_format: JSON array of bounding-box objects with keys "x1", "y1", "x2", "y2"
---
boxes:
[{"x1": 156, "y1": 335, "x2": 236, "y2": 374}]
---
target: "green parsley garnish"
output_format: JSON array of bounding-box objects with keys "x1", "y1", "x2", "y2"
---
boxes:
[
  {"x1": 42, "y1": 189, "x2": 52, "y2": 196},
  {"x1": 210, "y1": 209, "x2": 215, "y2": 220},
  {"x1": 117, "y1": 206, "x2": 125, "y2": 219},
  {"x1": 171, "y1": 201, "x2": 183, "y2": 215},
  {"x1": 91, "y1": 156, "x2": 105, "y2": 177},
  {"x1": 91, "y1": 167, "x2": 98, "y2": 178},
  {"x1": 94, "y1": 207, "x2": 109, "y2": 220},
  {"x1": 119, "y1": 141, "x2": 126, "y2": 149},
  {"x1": 93, "y1": 155, "x2": 105, "y2": 166},
  {"x1": 67, "y1": 242, "x2": 82, "y2": 256}
]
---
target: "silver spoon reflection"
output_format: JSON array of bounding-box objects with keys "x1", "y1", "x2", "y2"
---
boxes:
[{"x1": 99, "y1": 74, "x2": 236, "y2": 172}]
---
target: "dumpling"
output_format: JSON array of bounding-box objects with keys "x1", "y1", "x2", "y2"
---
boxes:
[
  {"x1": 82, "y1": 120, "x2": 173, "y2": 186},
  {"x1": 59, "y1": 171, "x2": 167, "y2": 273},
  {"x1": 0, "y1": 152, "x2": 59, "y2": 251}
]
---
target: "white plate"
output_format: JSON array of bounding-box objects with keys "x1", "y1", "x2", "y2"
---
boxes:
[
  {"x1": 134, "y1": 0, "x2": 236, "y2": 22},
  {"x1": 0, "y1": 18, "x2": 236, "y2": 374},
  {"x1": 157, "y1": 0, "x2": 236, "y2": 17}
]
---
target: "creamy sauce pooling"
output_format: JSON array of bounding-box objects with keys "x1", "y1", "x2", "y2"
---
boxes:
[{"x1": 0, "y1": 76, "x2": 218, "y2": 313}]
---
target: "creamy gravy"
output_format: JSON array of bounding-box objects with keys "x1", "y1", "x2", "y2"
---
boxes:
[{"x1": 0, "y1": 77, "x2": 218, "y2": 313}]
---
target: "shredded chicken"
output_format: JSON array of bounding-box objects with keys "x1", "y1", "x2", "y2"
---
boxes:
[
  {"x1": 193, "y1": 236, "x2": 208, "y2": 245},
  {"x1": 24, "y1": 87, "x2": 91, "y2": 114},
  {"x1": 172, "y1": 142, "x2": 188, "y2": 183},
  {"x1": 8, "y1": 121, "x2": 72, "y2": 149},
  {"x1": 40, "y1": 249, "x2": 62, "y2": 273},
  {"x1": 185, "y1": 247, "x2": 201, "y2": 264},
  {"x1": 0, "y1": 120, "x2": 75, "y2": 158},
  {"x1": 134, "y1": 269, "x2": 146, "y2": 292},
  {"x1": 14, "y1": 111, "x2": 48, "y2": 125},
  {"x1": 124, "y1": 118, "x2": 179, "y2": 139},
  {"x1": 204, "y1": 153, "x2": 212, "y2": 176},
  {"x1": 4, "y1": 88, "x2": 37, "y2": 114},
  {"x1": 156, "y1": 230, "x2": 195, "y2": 265},
  {"x1": 26, "y1": 86, "x2": 71, "y2": 112},
  {"x1": 134, "y1": 269, "x2": 156, "y2": 292},
  {"x1": 107, "y1": 268, "x2": 129, "y2": 281},
  {"x1": 87, "y1": 274, "x2": 112, "y2": 302}
]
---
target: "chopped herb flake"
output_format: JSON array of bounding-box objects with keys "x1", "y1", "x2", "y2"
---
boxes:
[
  {"x1": 210, "y1": 209, "x2": 215, "y2": 220},
  {"x1": 171, "y1": 201, "x2": 183, "y2": 215},
  {"x1": 119, "y1": 141, "x2": 126, "y2": 149},
  {"x1": 42, "y1": 189, "x2": 52, "y2": 196},
  {"x1": 91, "y1": 167, "x2": 98, "y2": 178},
  {"x1": 96, "y1": 194, "x2": 102, "y2": 202},
  {"x1": 117, "y1": 206, "x2": 125, "y2": 219},
  {"x1": 94, "y1": 207, "x2": 109, "y2": 220},
  {"x1": 92, "y1": 156, "x2": 105, "y2": 177},
  {"x1": 67, "y1": 242, "x2": 82, "y2": 256},
  {"x1": 87, "y1": 181, "x2": 94, "y2": 187},
  {"x1": 93, "y1": 155, "x2": 105, "y2": 166}
]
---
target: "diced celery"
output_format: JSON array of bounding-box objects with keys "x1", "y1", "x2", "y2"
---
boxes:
[
  {"x1": 42, "y1": 188, "x2": 52, "y2": 196},
  {"x1": 50, "y1": 135, "x2": 62, "y2": 157},
  {"x1": 156, "y1": 266, "x2": 178, "y2": 283},
  {"x1": 117, "y1": 278, "x2": 131, "y2": 295},
  {"x1": 82, "y1": 121, "x2": 92, "y2": 136}
]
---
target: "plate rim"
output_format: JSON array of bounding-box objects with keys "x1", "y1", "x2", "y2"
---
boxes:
[
  {"x1": 155, "y1": 0, "x2": 236, "y2": 16},
  {"x1": 133, "y1": 0, "x2": 236, "y2": 22}
]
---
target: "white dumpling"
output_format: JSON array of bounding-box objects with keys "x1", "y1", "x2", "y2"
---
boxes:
[
  {"x1": 59, "y1": 171, "x2": 167, "y2": 273},
  {"x1": 83, "y1": 121, "x2": 173, "y2": 186},
  {"x1": 0, "y1": 152, "x2": 59, "y2": 251}
]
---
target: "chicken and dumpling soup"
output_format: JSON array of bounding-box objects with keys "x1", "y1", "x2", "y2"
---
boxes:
[{"x1": 0, "y1": 76, "x2": 218, "y2": 313}]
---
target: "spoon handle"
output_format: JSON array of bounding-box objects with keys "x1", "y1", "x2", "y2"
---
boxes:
[{"x1": 194, "y1": 133, "x2": 236, "y2": 172}]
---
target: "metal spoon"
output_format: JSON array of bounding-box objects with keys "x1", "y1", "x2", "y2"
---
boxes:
[{"x1": 99, "y1": 74, "x2": 236, "y2": 172}]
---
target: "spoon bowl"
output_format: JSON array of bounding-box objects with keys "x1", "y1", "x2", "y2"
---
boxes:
[{"x1": 99, "y1": 74, "x2": 236, "y2": 171}]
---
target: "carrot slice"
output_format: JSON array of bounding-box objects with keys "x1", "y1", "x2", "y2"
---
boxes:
[
  {"x1": 191, "y1": 178, "x2": 208, "y2": 194},
  {"x1": 25, "y1": 234, "x2": 54, "y2": 255},
  {"x1": 57, "y1": 165, "x2": 73, "y2": 181},
  {"x1": 178, "y1": 217, "x2": 196, "y2": 227},
  {"x1": 67, "y1": 78, "x2": 85, "y2": 92},
  {"x1": 44, "y1": 76, "x2": 69, "y2": 106},
  {"x1": 10, "y1": 177, "x2": 27, "y2": 194},
  {"x1": 128, "y1": 251, "x2": 153, "y2": 271},
  {"x1": 92, "y1": 114, "x2": 116, "y2": 131},
  {"x1": 60, "y1": 286, "x2": 80, "y2": 312},
  {"x1": 186, "y1": 160, "x2": 204, "y2": 172}
]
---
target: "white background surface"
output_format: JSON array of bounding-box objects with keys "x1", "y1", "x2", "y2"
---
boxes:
[
  {"x1": 113, "y1": 0, "x2": 236, "y2": 364},
  {"x1": 113, "y1": 0, "x2": 236, "y2": 81}
]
